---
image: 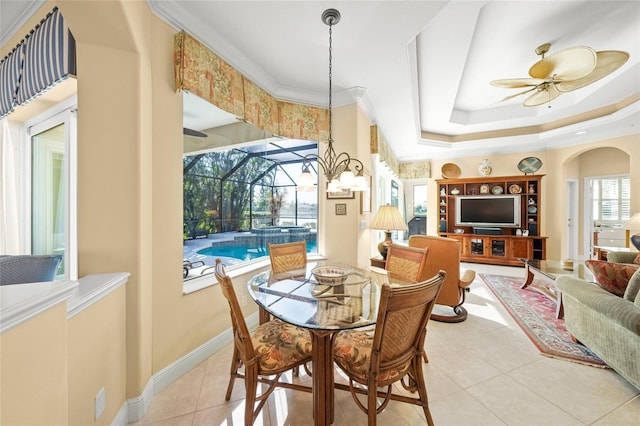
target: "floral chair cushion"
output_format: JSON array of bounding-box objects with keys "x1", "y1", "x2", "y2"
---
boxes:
[
  {"x1": 334, "y1": 330, "x2": 411, "y2": 384},
  {"x1": 585, "y1": 260, "x2": 640, "y2": 297},
  {"x1": 252, "y1": 319, "x2": 312, "y2": 372}
]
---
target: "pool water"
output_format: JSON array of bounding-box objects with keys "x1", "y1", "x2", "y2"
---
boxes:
[{"x1": 198, "y1": 241, "x2": 317, "y2": 261}]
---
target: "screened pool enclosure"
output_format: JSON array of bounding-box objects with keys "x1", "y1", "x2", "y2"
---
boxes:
[{"x1": 183, "y1": 138, "x2": 320, "y2": 264}]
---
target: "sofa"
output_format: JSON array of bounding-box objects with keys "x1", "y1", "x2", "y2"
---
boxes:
[
  {"x1": 607, "y1": 250, "x2": 640, "y2": 265},
  {"x1": 556, "y1": 265, "x2": 640, "y2": 390}
]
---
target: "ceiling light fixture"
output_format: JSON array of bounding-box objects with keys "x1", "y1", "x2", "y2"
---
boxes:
[{"x1": 297, "y1": 9, "x2": 367, "y2": 193}]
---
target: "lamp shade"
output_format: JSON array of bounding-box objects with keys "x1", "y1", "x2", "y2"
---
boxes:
[
  {"x1": 370, "y1": 204, "x2": 407, "y2": 259},
  {"x1": 623, "y1": 213, "x2": 640, "y2": 231},
  {"x1": 370, "y1": 204, "x2": 408, "y2": 231},
  {"x1": 624, "y1": 213, "x2": 640, "y2": 251}
]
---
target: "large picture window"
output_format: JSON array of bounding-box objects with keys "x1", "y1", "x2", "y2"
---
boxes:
[{"x1": 182, "y1": 141, "x2": 318, "y2": 278}]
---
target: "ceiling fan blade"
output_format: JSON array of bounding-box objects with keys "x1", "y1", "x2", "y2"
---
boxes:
[
  {"x1": 528, "y1": 46, "x2": 597, "y2": 80},
  {"x1": 497, "y1": 86, "x2": 537, "y2": 102},
  {"x1": 523, "y1": 84, "x2": 562, "y2": 107},
  {"x1": 555, "y1": 50, "x2": 629, "y2": 92},
  {"x1": 183, "y1": 127, "x2": 208, "y2": 138},
  {"x1": 490, "y1": 78, "x2": 543, "y2": 88}
]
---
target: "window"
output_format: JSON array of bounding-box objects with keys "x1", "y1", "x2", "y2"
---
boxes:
[
  {"x1": 182, "y1": 141, "x2": 318, "y2": 276},
  {"x1": 590, "y1": 175, "x2": 630, "y2": 225},
  {"x1": 413, "y1": 184, "x2": 427, "y2": 216},
  {"x1": 26, "y1": 103, "x2": 77, "y2": 279}
]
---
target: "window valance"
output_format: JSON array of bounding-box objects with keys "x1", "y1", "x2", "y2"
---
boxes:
[
  {"x1": 370, "y1": 125, "x2": 399, "y2": 176},
  {"x1": 174, "y1": 31, "x2": 329, "y2": 142},
  {"x1": 370, "y1": 125, "x2": 431, "y2": 179},
  {"x1": 0, "y1": 7, "x2": 76, "y2": 118}
]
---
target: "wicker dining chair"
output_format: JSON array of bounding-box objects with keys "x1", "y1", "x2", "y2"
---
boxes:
[
  {"x1": 214, "y1": 259, "x2": 313, "y2": 426},
  {"x1": 268, "y1": 240, "x2": 308, "y2": 275},
  {"x1": 384, "y1": 244, "x2": 429, "y2": 282},
  {"x1": 384, "y1": 243, "x2": 430, "y2": 362},
  {"x1": 333, "y1": 271, "x2": 446, "y2": 426}
]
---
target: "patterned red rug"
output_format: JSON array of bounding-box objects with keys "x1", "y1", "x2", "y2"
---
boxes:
[{"x1": 479, "y1": 273, "x2": 608, "y2": 368}]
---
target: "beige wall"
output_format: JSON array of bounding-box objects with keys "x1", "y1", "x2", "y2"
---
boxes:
[
  {"x1": 67, "y1": 286, "x2": 127, "y2": 425},
  {"x1": 322, "y1": 103, "x2": 373, "y2": 266},
  {"x1": 0, "y1": 304, "x2": 69, "y2": 425}
]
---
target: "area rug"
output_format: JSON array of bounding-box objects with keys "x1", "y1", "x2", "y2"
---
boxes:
[{"x1": 478, "y1": 273, "x2": 608, "y2": 368}]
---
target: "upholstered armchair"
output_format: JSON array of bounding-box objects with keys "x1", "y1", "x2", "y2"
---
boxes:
[
  {"x1": 408, "y1": 235, "x2": 475, "y2": 322},
  {"x1": 0, "y1": 254, "x2": 62, "y2": 285}
]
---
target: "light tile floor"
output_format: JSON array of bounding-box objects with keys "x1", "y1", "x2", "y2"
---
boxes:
[{"x1": 132, "y1": 263, "x2": 640, "y2": 425}]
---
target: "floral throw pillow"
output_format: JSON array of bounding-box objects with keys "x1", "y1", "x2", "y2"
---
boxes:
[{"x1": 585, "y1": 260, "x2": 640, "y2": 297}]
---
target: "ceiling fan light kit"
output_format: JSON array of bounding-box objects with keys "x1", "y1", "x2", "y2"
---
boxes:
[{"x1": 491, "y1": 43, "x2": 629, "y2": 107}]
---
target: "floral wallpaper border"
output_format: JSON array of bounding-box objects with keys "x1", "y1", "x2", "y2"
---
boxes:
[
  {"x1": 175, "y1": 31, "x2": 328, "y2": 141},
  {"x1": 370, "y1": 125, "x2": 431, "y2": 179}
]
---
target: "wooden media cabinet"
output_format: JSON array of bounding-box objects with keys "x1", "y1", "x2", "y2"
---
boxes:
[{"x1": 437, "y1": 174, "x2": 547, "y2": 267}]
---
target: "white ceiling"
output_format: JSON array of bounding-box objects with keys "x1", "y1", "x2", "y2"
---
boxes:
[{"x1": 3, "y1": 1, "x2": 639, "y2": 161}]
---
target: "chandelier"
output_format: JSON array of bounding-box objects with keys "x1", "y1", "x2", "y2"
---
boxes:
[{"x1": 297, "y1": 9, "x2": 368, "y2": 193}]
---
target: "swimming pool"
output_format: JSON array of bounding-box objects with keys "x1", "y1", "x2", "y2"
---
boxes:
[{"x1": 197, "y1": 241, "x2": 317, "y2": 261}]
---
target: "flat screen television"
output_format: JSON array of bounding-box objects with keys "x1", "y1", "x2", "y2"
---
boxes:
[{"x1": 455, "y1": 195, "x2": 521, "y2": 228}]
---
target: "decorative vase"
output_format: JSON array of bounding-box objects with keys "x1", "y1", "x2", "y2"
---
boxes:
[{"x1": 478, "y1": 159, "x2": 492, "y2": 176}]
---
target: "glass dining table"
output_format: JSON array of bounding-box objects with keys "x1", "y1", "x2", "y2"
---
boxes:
[{"x1": 247, "y1": 261, "x2": 414, "y2": 426}]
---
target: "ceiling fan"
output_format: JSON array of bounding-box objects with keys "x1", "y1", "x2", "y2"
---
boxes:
[
  {"x1": 183, "y1": 127, "x2": 208, "y2": 138},
  {"x1": 490, "y1": 43, "x2": 629, "y2": 107}
]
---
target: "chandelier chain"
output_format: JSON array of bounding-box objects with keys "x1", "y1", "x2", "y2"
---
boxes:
[{"x1": 328, "y1": 21, "x2": 333, "y2": 143}]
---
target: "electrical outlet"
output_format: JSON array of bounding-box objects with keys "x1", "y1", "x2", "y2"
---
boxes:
[
  {"x1": 241, "y1": 294, "x2": 248, "y2": 307},
  {"x1": 95, "y1": 387, "x2": 106, "y2": 420}
]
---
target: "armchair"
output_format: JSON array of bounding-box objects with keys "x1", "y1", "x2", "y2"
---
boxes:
[{"x1": 408, "y1": 235, "x2": 475, "y2": 322}]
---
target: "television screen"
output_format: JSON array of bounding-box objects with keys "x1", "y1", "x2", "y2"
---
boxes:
[{"x1": 455, "y1": 195, "x2": 521, "y2": 227}]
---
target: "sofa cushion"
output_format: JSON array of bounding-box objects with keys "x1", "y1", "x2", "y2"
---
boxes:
[
  {"x1": 624, "y1": 268, "x2": 640, "y2": 302},
  {"x1": 585, "y1": 260, "x2": 639, "y2": 297},
  {"x1": 634, "y1": 252, "x2": 640, "y2": 265}
]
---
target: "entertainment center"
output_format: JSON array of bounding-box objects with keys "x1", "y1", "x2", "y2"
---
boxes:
[{"x1": 437, "y1": 174, "x2": 547, "y2": 266}]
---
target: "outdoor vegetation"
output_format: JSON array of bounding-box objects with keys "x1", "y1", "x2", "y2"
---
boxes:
[{"x1": 183, "y1": 149, "x2": 318, "y2": 239}]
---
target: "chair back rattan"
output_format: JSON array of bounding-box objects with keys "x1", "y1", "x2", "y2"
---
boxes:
[
  {"x1": 268, "y1": 240, "x2": 307, "y2": 275},
  {"x1": 384, "y1": 244, "x2": 429, "y2": 282},
  {"x1": 214, "y1": 259, "x2": 257, "y2": 364},
  {"x1": 334, "y1": 271, "x2": 446, "y2": 425},
  {"x1": 374, "y1": 272, "x2": 443, "y2": 377}
]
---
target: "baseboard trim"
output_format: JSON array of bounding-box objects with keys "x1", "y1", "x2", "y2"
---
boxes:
[
  {"x1": 126, "y1": 379, "x2": 153, "y2": 423},
  {"x1": 124, "y1": 311, "x2": 259, "y2": 423}
]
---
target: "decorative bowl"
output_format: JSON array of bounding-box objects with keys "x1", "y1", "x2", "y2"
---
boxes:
[
  {"x1": 311, "y1": 266, "x2": 351, "y2": 286},
  {"x1": 441, "y1": 163, "x2": 461, "y2": 179}
]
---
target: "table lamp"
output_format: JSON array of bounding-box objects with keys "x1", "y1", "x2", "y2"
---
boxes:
[
  {"x1": 624, "y1": 212, "x2": 640, "y2": 250},
  {"x1": 370, "y1": 204, "x2": 408, "y2": 259}
]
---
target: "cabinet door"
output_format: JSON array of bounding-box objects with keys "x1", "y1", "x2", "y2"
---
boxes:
[{"x1": 510, "y1": 238, "x2": 532, "y2": 259}]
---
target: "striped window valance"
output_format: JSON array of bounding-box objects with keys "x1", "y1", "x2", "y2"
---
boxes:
[{"x1": 0, "y1": 7, "x2": 76, "y2": 118}]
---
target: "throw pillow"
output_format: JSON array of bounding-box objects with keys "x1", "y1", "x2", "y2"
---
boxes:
[
  {"x1": 585, "y1": 260, "x2": 640, "y2": 297},
  {"x1": 624, "y1": 268, "x2": 640, "y2": 302},
  {"x1": 634, "y1": 252, "x2": 640, "y2": 265}
]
